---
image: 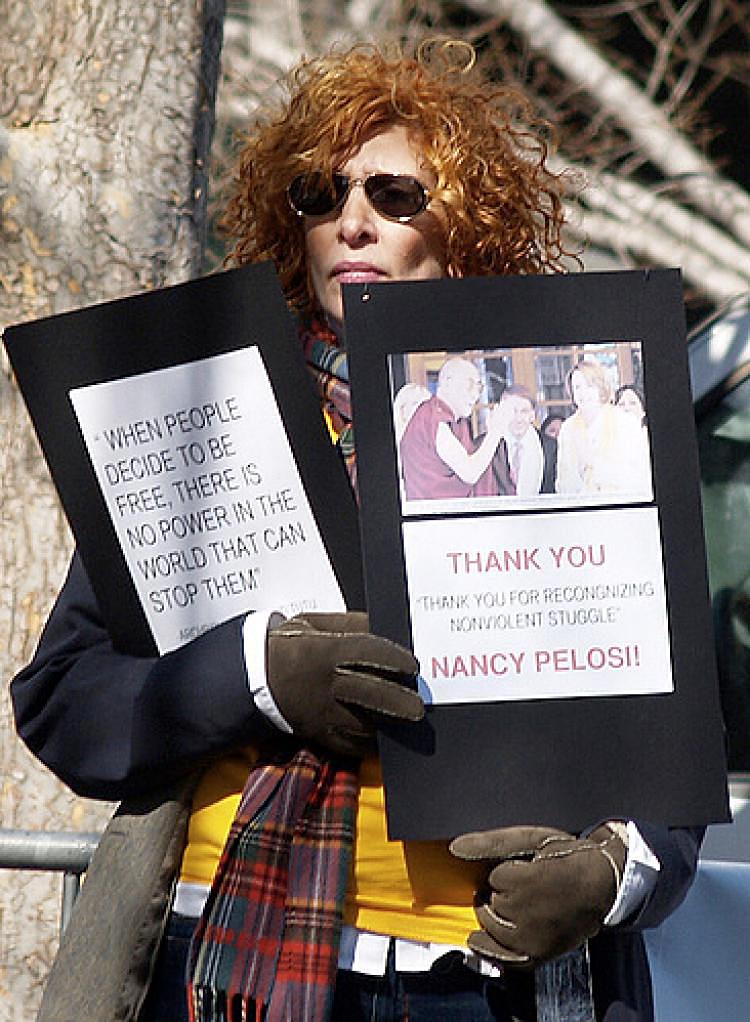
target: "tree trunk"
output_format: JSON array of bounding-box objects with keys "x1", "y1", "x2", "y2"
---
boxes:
[{"x1": 0, "y1": 1, "x2": 224, "y2": 1016}]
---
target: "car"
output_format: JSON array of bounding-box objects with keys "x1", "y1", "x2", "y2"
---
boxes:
[
  {"x1": 688, "y1": 291, "x2": 750, "y2": 858},
  {"x1": 641, "y1": 294, "x2": 750, "y2": 1022}
]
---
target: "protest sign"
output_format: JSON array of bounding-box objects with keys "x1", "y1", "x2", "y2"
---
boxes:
[
  {"x1": 5, "y1": 263, "x2": 363, "y2": 655},
  {"x1": 404, "y1": 506, "x2": 672, "y2": 704},
  {"x1": 345, "y1": 269, "x2": 729, "y2": 840}
]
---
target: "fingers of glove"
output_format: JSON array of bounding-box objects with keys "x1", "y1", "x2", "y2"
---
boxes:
[
  {"x1": 485, "y1": 859, "x2": 542, "y2": 900},
  {"x1": 336, "y1": 632, "x2": 419, "y2": 678},
  {"x1": 273, "y1": 626, "x2": 418, "y2": 679},
  {"x1": 485, "y1": 851, "x2": 604, "y2": 901},
  {"x1": 332, "y1": 670, "x2": 424, "y2": 721},
  {"x1": 472, "y1": 903, "x2": 539, "y2": 964},
  {"x1": 512, "y1": 832, "x2": 621, "y2": 891},
  {"x1": 474, "y1": 902, "x2": 589, "y2": 967},
  {"x1": 465, "y1": 928, "x2": 532, "y2": 968},
  {"x1": 484, "y1": 855, "x2": 616, "y2": 943},
  {"x1": 450, "y1": 825, "x2": 574, "y2": 863},
  {"x1": 477, "y1": 861, "x2": 565, "y2": 935},
  {"x1": 269, "y1": 629, "x2": 420, "y2": 686},
  {"x1": 289, "y1": 611, "x2": 370, "y2": 634}
]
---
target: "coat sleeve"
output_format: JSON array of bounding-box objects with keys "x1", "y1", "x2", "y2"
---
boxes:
[
  {"x1": 618, "y1": 822, "x2": 704, "y2": 931},
  {"x1": 11, "y1": 552, "x2": 280, "y2": 801}
]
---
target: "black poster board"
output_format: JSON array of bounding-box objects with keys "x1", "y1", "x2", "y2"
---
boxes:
[
  {"x1": 345, "y1": 269, "x2": 729, "y2": 841},
  {"x1": 4, "y1": 263, "x2": 364, "y2": 656}
]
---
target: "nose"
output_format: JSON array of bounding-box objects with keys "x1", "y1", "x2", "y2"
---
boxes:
[{"x1": 337, "y1": 181, "x2": 378, "y2": 246}]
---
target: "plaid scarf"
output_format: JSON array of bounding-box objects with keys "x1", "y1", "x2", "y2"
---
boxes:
[
  {"x1": 187, "y1": 321, "x2": 360, "y2": 1022},
  {"x1": 299, "y1": 318, "x2": 356, "y2": 494},
  {"x1": 187, "y1": 749, "x2": 357, "y2": 1022}
]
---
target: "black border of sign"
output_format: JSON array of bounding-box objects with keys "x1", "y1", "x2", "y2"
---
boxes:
[
  {"x1": 344, "y1": 268, "x2": 729, "y2": 840},
  {"x1": 4, "y1": 262, "x2": 364, "y2": 656}
]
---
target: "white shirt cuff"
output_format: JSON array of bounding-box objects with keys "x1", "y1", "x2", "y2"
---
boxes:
[
  {"x1": 241, "y1": 610, "x2": 292, "y2": 733},
  {"x1": 604, "y1": 821, "x2": 661, "y2": 926}
]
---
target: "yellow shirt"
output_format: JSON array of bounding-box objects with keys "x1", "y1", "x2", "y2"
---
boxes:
[{"x1": 180, "y1": 750, "x2": 483, "y2": 946}]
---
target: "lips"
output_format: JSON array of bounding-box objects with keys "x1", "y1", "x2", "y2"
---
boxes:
[{"x1": 331, "y1": 261, "x2": 387, "y2": 284}]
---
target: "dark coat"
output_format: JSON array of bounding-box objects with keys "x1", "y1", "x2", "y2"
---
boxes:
[
  {"x1": 540, "y1": 432, "x2": 558, "y2": 494},
  {"x1": 12, "y1": 554, "x2": 703, "y2": 1021}
]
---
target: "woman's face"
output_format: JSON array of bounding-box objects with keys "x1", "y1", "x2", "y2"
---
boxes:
[
  {"x1": 303, "y1": 125, "x2": 446, "y2": 335},
  {"x1": 617, "y1": 388, "x2": 644, "y2": 418},
  {"x1": 571, "y1": 369, "x2": 605, "y2": 413}
]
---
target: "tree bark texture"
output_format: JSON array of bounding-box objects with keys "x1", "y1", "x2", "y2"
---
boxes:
[{"x1": 0, "y1": 1, "x2": 224, "y2": 1017}]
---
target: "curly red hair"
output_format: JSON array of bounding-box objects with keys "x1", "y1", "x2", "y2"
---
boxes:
[{"x1": 222, "y1": 41, "x2": 576, "y2": 314}]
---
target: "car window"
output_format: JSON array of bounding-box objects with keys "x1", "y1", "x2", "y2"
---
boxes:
[{"x1": 697, "y1": 370, "x2": 750, "y2": 771}]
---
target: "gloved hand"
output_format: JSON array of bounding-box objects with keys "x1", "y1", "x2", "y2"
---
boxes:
[
  {"x1": 449, "y1": 823, "x2": 627, "y2": 967},
  {"x1": 266, "y1": 611, "x2": 424, "y2": 758}
]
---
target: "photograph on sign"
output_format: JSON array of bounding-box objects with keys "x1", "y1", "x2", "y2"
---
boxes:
[{"x1": 391, "y1": 341, "x2": 652, "y2": 516}]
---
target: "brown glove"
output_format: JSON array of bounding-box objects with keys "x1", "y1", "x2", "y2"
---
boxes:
[
  {"x1": 449, "y1": 823, "x2": 627, "y2": 968},
  {"x1": 266, "y1": 611, "x2": 424, "y2": 758}
]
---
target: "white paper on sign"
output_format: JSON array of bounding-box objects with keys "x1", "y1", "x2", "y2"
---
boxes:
[
  {"x1": 403, "y1": 506, "x2": 673, "y2": 704},
  {"x1": 70, "y1": 347, "x2": 344, "y2": 653}
]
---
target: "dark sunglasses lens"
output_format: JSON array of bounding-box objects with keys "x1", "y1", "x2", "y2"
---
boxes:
[
  {"x1": 288, "y1": 173, "x2": 348, "y2": 216},
  {"x1": 365, "y1": 175, "x2": 427, "y2": 218}
]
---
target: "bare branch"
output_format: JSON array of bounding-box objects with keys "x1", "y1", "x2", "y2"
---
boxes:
[
  {"x1": 647, "y1": 0, "x2": 701, "y2": 102},
  {"x1": 461, "y1": 0, "x2": 750, "y2": 246},
  {"x1": 569, "y1": 206, "x2": 750, "y2": 301},
  {"x1": 660, "y1": 0, "x2": 721, "y2": 113},
  {"x1": 577, "y1": 169, "x2": 750, "y2": 289}
]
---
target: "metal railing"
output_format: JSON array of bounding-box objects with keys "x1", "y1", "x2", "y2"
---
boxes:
[{"x1": 0, "y1": 828, "x2": 101, "y2": 935}]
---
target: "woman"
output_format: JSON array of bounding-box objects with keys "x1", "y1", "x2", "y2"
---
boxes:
[
  {"x1": 556, "y1": 359, "x2": 652, "y2": 498},
  {"x1": 12, "y1": 43, "x2": 698, "y2": 1022},
  {"x1": 616, "y1": 383, "x2": 647, "y2": 428}
]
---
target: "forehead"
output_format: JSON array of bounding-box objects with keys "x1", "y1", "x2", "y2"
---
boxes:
[
  {"x1": 505, "y1": 393, "x2": 533, "y2": 410},
  {"x1": 443, "y1": 361, "x2": 479, "y2": 385},
  {"x1": 456, "y1": 364, "x2": 480, "y2": 384},
  {"x1": 339, "y1": 124, "x2": 427, "y2": 175},
  {"x1": 572, "y1": 368, "x2": 596, "y2": 385}
]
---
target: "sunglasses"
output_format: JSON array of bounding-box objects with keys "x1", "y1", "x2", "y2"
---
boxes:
[{"x1": 287, "y1": 172, "x2": 431, "y2": 222}]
